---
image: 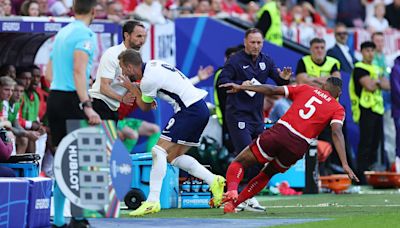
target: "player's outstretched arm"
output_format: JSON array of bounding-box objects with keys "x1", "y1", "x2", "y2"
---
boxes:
[
  {"x1": 331, "y1": 122, "x2": 359, "y2": 182},
  {"x1": 219, "y1": 82, "x2": 285, "y2": 96}
]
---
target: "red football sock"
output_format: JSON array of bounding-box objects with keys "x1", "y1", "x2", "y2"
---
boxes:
[
  {"x1": 233, "y1": 172, "x2": 270, "y2": 207},
  {"x1": 226, "y1": 161, "x2": 244, "y2": 191}
]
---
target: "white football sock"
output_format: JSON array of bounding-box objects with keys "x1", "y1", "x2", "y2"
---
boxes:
[
  {"x1": 147, "y1": 145, "x2": 167, "y2": 203},
  {"x1": 171, "y1": 155, "x2": 215, "y2": 185}
]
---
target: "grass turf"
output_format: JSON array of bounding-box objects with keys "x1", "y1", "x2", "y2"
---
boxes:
[{"x1": 120, "y1": 187, "x2": 400, "y2": 227}]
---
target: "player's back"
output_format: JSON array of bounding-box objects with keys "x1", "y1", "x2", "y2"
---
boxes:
[
  {"x1": 279, "y1": 84, "x2": 345, "y2": 142},
  {"x1": 141, "y1": 60, "x2": 207, "y2": 112}
]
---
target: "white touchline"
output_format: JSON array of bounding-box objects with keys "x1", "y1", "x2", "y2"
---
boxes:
[{"x1": 265, "y1": 204, "x2": 400, "y2": 208}]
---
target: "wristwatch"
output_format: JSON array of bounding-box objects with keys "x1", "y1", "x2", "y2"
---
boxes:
[{"x1": 79, "y1": 100, "x2": 93, "y2": 110}]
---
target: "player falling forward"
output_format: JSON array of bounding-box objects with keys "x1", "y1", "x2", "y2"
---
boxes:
[
  {"x1": 220, "y1": 77, "x2": 359, "y2": 213},
  {"x1": 117, "y1": 49, "x2": 225, "y2": 216}
]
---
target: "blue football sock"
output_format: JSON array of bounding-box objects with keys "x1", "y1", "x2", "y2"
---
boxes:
[{"x1": 53, "y1": 182, "x2": 66, "y2": 226}]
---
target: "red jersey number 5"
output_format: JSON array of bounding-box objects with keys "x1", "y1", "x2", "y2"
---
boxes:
[{"x1": 299, "y1": 96, "x2": 322, "y2": 119}]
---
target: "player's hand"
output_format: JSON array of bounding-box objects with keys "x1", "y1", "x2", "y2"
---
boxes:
[
  {"x1": 26, "y1": 130, "x2": 40, "y2": 141},
  {"x1": 121, "y1": 92, "x2": 136, "y2": 106},
  {"x1": 151, "y1": 100, "x2": 158, "y2": 109},
  {"x1": 219, "y1": 83, "x2": 242, "y2": 93},
  {"x1": 342, "y1": 164, "x2": 359, "y2": 182},
  {"x1": 0, "y1": 120, "x2": 12, "y2": 130},
  {"x1": 241, "y1": 80, "x2": 252, "y2": 86},
  {"x1": 83, "y1": 107, "x2": 101, "y2": 125},
  {"x1": 118, "y1": 75, "x2": 135, "y2": 91},
  {"x1": 277, "y1": 67, "x2": 292, "y2": 80},
  {"x1": 197, "y1": 65, "x2": 214, "y2": 81}
]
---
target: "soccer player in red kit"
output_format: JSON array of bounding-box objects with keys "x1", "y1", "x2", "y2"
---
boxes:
[{"x1": 220, "y1": 77, "x2": 359, "y2": 213}]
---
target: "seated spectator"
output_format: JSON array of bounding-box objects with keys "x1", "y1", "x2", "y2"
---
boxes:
[
  {"x1": 366, "y1": 2, "x2": 390, "y2": 32},
  {"x1": 385, "y1": 0, "x2": 400, "y2": 30},
  {"x1": 244, "y1": 1, "x2": 259, "y2": 23},
  {"x1": 1, "y1": 0, "x2": 13, "y2": 16},
  {"x1": 301, "y1": 1, "x2": 326, "y2": 26},
  {"x1": 315, "y1": 0, "x2": 338, "y2": 28},
  {"x1": 194, "y1": 0, "x2": 210, "y2": 15},
  {"x1": 209, "y1": 0, "x2": 223, "y2": 16},
  {"x1": 107, "y1": 1, "x2": 126, "y2": 22},
  {"x1": 179, "y1": 0, "x2": 195, "y2": 15},
  {"x1": 133, "y1": 0, "x2": 166, "y2": 24},
  {"x1": 37, "y1": 0, "x2": 49, "y2": 16},
  {"x1": 94, "y1": 3, "x2": 107, "y2": 19},
  {"x1": 222, "y1": 0, "x2": 244, "y2": 16},
  {"x1": 0, "y1": 64, "x2": 16, "y2": 79},
  {"x1": 20, "y1": 0, "x2": 39, "y2": 16},
  {"x1": 48, "y1": 0, "x2": 70, "y2": 17},
  {"x1": 337, "y1": 0, "x2": 365, "y2": 28}
]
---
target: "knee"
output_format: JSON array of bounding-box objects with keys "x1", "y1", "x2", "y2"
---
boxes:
[
  {"x1": 166, "y1": 153, "x2": 178, "y2": 163},
  {"x1": 149, "y1": 124, "x2": 160, "y2": 134},
  {"x1": 121, "y1": 127, "x2": 138, "y2": 140}
]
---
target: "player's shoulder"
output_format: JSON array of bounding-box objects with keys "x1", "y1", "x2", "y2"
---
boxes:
[
  {"x1": 103, "y1": 44, "x2": 124, "y2": 57},
  {"x1": 288, "y1": 84, "x2": 313, "y2": 91}
]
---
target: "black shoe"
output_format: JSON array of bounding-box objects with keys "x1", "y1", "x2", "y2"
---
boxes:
[
  {"x1": 51, "y1": 224, "x2": 67, "y2": 228},
  {"x1": 68, "y1": 217, "x2": 90, "y2": 228}
]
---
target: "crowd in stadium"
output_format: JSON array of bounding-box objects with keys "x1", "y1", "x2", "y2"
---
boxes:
[{"x1": 0, "y1": 0, "x2": 399, "y2": 226}]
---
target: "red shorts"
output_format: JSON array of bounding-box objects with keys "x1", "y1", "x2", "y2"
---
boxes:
[{"x1": 249, "y1": 123, "x2": 309, "y2": 172}]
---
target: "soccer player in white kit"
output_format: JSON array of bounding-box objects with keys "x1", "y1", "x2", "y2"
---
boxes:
[{"x1": 117, "y1": 49, "x2": 226, "y2": 216}]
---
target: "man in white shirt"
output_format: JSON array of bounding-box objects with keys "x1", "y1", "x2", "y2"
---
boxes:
[
  {"x1": 90, "y1": 20, "x2": 146, "y2": 121},
  {"x1": 327, "y1": 23, "x2": 357, "y2": 74},
  {"x1": 118, "y1": 50, "x2": 225, "y2": 216}
]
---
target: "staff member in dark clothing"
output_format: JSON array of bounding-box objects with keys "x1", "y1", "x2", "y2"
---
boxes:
[
  {"x1": 217, "y1": 28, "x2": 291, "y2": 211},
  {"x1": 45, "y1": 0, "x2": 100, "y2": 227}
]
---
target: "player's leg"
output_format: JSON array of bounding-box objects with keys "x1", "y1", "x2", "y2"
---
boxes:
[
  {"x1": 137, "y1": 120, "x2": 161, "y2": 152},
  {"x1": 164, "y1": 141, "x2": 225, "y2": 207},
  {"x1": 129, "y1": 140, "x2": 168, "y2": 216},
  {"x1": 224, "y1": 146, "x2": 259, "y2": 201},
  {"x1": 224, "y1": 161, "x2": 280, "y2": 214}
]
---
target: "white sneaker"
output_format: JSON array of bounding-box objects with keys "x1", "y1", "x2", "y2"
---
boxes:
[{"x1": 235, "y1": 197, "x2": 266, "y2": 212}]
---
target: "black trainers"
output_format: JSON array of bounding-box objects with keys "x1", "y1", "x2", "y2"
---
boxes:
[{"x1": 68, "y1": 217, "x2": 90, "y2": 228}]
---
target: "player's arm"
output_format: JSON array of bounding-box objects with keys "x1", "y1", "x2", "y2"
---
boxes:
[
  {"x1": 331, "y1": 122, "x2": 359, "y2": 182},
  {"x1": 377, "y1": 77, "x2": 390, "y2": 90},
  {"x1": 220, "y1": 82, "x2": 285, "y2": 96},
  {"x1": 99, "y1": 78, "x2": 135, "y2": 105},
  {"x1": 73, "y1": 50, "x2": 101, "y2": 125},
  {"x1": 119, "y1": 75, "x2": 153, "y2": 112}
]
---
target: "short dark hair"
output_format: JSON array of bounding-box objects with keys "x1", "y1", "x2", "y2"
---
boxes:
[
  {"x1": 326, "y1": 77, "x2": 342, "y2": 89},
  {"x1": 118, "y1": 49, "x2": 143, "y2": 66},
  {"x1": 122, "y1": 20, "x2": 145, "y2": 41},
  {"x1": 0, "y1": 64, "x2": 14, "y2": 77},
  {"x1": 371, "y1": 32, "x2": 384, "y2": 40},
  {"x1": 245, "y1": 28, "x2": 263, "y2": 38},
  {"x1": 360, "y1": 41, "x2": 376, "y2": 50},
  {"x1": 73, "y1": 0, "x2": 97, "y2": 15},
  {"x1": 224, "y1": 44, "x2": 244, "y2": 59},
  {"x1": 310, "y1": 38, "x2": 325, "y2": 46}
]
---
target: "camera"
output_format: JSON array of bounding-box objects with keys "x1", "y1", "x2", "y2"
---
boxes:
[{"x1": 0, "y1": 128, "x2": 9, "y2": 142}]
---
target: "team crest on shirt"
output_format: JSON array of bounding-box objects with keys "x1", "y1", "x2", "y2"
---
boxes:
[
  {"x1": 82, "y1": 41, "x2": 92, "y2": 51},
  {"x1": 259, "y1": 62, "x2": 266, "y2": 70},
  {"x1": 238, "y1": 121, "x2": 246, "y2": 129}
]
